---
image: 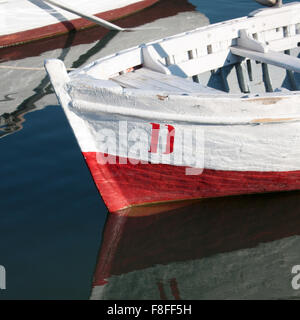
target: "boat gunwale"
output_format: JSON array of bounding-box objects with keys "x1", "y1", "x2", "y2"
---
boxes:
[
  {"x1": 70, "y1": 2, "x2": 300, "y2": 80},
  {"x1": 47, "y1": 2, "x2": 300, "y2": 126}
]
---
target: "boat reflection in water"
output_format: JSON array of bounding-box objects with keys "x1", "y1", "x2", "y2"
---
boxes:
[{"x1": 91, "y1": 192, "x2": 300, "y2": 299}]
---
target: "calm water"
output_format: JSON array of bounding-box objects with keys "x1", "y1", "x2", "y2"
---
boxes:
[{"x1": 0, "y1": 0, "x2": 299, "y2": 300}]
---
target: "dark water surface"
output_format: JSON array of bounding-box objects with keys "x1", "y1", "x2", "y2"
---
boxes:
[
  {"x1": 0, "y1": 0, "x2": 202, "y2": 300},
  {"x1": 0, "y1": 0, "x2": 300, "y2": 300}
]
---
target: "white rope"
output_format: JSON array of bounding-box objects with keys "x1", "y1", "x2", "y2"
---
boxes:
[{"x1": 0, "y1": 65, "x2": 75, "y2": 71}]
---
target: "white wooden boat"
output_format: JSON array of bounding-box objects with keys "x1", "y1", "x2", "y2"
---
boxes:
[
  {"x1": 0, "y1": 0, "x2": 158, "y2": 47},
  {"x1": 46, "y1": 1, "x2": 300, "y2": 212}
]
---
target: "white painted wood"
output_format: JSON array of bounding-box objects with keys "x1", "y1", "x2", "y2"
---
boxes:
[
  {"x1": 237, "y1": 29, "x2": 269, "y2": 53},
  {"x1": 231, "y1": 46, "x2": 300, "y2": 73},
  {"x1": 141, "y1": 45, "x2": 170, "y2": 74},
  {"x1": 133, "y1": 68, "x2": 221, "y2": 93},
  {"x1": 166, "y1": 51, "x2": 241, "y2": 78},
  {"x1": 111, "y1": 68, "x2": 222, "y2": 93},
  {"x1": 46, "y1": 2, "x2": 300, "y2": 175},
  {"x1": 267, "y1": 34, "x2": 300, "y2": 51},
  {"x1": 45, "y1": 59, "x2": 70, "y2": 92},
  {"x1": 73, "y1": 47, "x2": 143, "y2": 79},
  {"x1": 67, "y1": 2, "x2": 300, "y2": 79},
  {"x1": 235, "y1": 61, "x2": 250, "y2": 93},
  {"x1": 112, "y1": 73, "x2": 186, "y2": 92},
  {"x1": 274, "y1": 87, "x2": 291, "y2": 92},
  {"x1": 164, "y1": 33, "x2": 300, "y2": 78},
  {"x1": 142, "y1": 5, "x2": 300, "y2": 58},
  {"x1": 58, "y1": 88, "x2": 300, "y2": 171},
  {"x1": 45, "y1": 59, "x2": 98, "y2": 152}
]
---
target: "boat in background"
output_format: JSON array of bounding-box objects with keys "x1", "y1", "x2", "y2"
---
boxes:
[
  {"x1": 0, "y1": 0, "x2": 197, "y2": 62},
  {"x1": 46, "y1": 2, "x2": 300, "y2": 212},
  {"x1": 91, "y1": 192, "x2": 300, "y2": 299},
  {"x1": 0, "y1": 0, "x2": 159, "y2": 48},
  {"x1": 0, "y1": 0, "x2": 205, "y2": 139}
]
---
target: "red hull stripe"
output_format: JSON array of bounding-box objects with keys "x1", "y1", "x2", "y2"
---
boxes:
[
  {"x1": 0, "y1": 0, "x2": 158, "y2": 47},
  {"x1": 83, "y1": 152, "x2": 300, "y2": 212}
]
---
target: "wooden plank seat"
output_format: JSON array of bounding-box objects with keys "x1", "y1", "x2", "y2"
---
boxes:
[
  {"x1": 230, "y1": 46, "x2": 300, "y2": 73},
  {"x1": 111, "y1": 68, "x2": 223, "y2": 94}
]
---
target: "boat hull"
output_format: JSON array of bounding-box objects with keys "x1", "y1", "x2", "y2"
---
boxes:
[
  {"x1": 43, "y1": 0, "x2": 300, "y2": 212},
  {"x1": 83, "y1": 152, "x2": 300, "y2": 212},
  {"x1": 0, "y1": 0, "x2": 158, "y2": 47},
  {"x1": 45, "y1": 58, "x2": 300, "y2": 212},
  {"x1": 61, "y1": 85, "x2": 300, "y2": 212}
]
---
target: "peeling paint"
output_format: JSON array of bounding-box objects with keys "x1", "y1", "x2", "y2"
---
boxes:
[
  {"x1": 251, "y1": 117, "x2": 299, "y2": 124},
  {"x1": 247, "y1": 97, "x2": 284, "y2": 105},
  {"x1": 157, "y1": 94, "x2": 169, "y2": 101}
]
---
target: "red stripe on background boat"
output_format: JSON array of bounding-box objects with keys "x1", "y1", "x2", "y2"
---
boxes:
[
  {"x1": 0, "y1": 0, "x2": 196, "y2": 62},
  {"x1": 0, "y1": 0, "x2": 158, "y2": 47}
]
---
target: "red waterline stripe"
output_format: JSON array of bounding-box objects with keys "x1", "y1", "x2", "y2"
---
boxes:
[{"x1": 82, "y1": 152, "x2": 300, "y2": 212}]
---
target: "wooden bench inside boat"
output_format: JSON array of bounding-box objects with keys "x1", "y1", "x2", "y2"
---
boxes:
[
  {"x1": 230, "y1": 29, "x2": 300, "y2": 73},
  {"x1": 230, "y1": 46, "x2": 300, "y2": 73},
  {"x1": 111, "y1": 68, "x2": 223, "y2": 94}
]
